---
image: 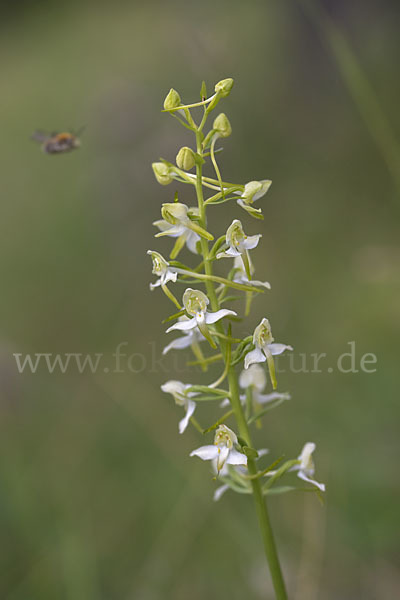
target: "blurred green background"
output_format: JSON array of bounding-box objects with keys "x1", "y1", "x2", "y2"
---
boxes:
[{"x1": 1, "y1": 1, "x2": 399, "y2": 598}]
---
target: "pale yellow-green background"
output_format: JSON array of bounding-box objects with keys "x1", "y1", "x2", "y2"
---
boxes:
[{"x1": 1, "y1": 1, "x2": 399, "y2": 598}]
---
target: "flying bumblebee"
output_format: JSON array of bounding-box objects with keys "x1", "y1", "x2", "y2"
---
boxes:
[{"x1": 32, "y1": 128, "x2": 84, "y2": 154}]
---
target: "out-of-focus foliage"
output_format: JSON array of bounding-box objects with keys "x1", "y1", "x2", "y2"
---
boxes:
[{"x1": 0, "y1": 1, "x2": 399, "y2": 598}]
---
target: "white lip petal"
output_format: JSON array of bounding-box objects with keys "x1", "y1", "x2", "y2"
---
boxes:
[
  {"x1": 178, "y1": 399, "x2": 196, "y2": 434},
  {"x1": 227, "y1": 449, "x2": 247, "y2": 466},
  {"x1": 244, "y1": 347, "x2": 266, "y2": 369},
  {"x1": 166, "y1": 317, "x2": 196, "y2": 333},
  {"x1": 297, "y1": 471, "x2": 326, "y2": 492},
  {"x1": 205, "y1": 309, "x2": 237, "y2": 325},
  {"x1": 190, "y1": 445, "x2": 219, "y2": 461},
  {"x1": 267, "y1": 343, "x2": 293, "y2": 356}
]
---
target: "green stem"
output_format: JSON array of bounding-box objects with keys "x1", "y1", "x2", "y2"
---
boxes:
[{"x1": 194, "y1": 126, "x2": 288, "y2": 600}]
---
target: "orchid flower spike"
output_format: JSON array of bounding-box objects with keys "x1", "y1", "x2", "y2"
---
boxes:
[
  {"x1": 217, "y1": 219, "x2": 261, "y2": 279},
  {"x1": 166, "y1": 288, "x2": 236, "y2": 349},
  {"x1": 245, "y1": 318, "x2": 293, "y2": 389},
  {"x1": 158, "y1": 202, "x2": 213, "y2": 241},
  {"x1": 161, "y1": 380, "x2": 197, "y2": 434},
  {"x1": 292, "y1": 442, "x2": 326, "y2": 492},
  {"x1": 190, "y1": 424, "x2": 247, "y2": 473},
  {"x1": 153, "y1": 207, "x2": 200, "y2": 259},
  {"x1": 236, "y1": 180, "x2": 272, "y2": 218}
]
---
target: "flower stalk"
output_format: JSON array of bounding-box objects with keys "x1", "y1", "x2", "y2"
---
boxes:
[{"x1": 150, "y1": 78, "x2": 325, "y2": 600}]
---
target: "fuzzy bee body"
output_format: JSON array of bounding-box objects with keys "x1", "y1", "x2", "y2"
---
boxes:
[{"x1": 32, "y1": 130, "x2": 81, "y2": 154}]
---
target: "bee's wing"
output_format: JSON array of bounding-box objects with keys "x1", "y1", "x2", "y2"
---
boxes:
[{"x1": 31, "y1": 130, "x2": 49, "y2": 143}]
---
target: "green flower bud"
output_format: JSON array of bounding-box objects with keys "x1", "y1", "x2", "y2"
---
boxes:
[
  {"x1": 163, "y1": 88, "x2": 181, "y2": 110},
  {"x1": 214, "y1": 78, "x2": 234, "y2": 97},
  {"x1": 213, "y1": 113, "x2": 232, "y2": 138},
  {"x1": 176, "y1": 146, "x2": 196, "y2": 171},
  {"x1": 152, "y1": 162, "x2": 173, "y2": 185}
]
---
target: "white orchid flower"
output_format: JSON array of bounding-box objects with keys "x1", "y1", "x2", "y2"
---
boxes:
[
  {"x1": 153, "y1": 207, "x2": 201, "y2": 258},
  {"x1": 162, "y1": 316, "x2": 205, "y2": 355},
  {"x1": 147, "y1": 250, "x2": 181, "y2": 308},
  {"x1": 158, "y1": 202, "x2": 213, "y2": 241},
  {"x1": 235, "y1": 179, "x2": 272, "y2": 217},
  {"x1": 190, "y1": 424, "x2": 247, "y2": 473},
  {"x1": 217, "y1": 219, "x2": 261, "y2": 279},
  {"x1": 147, "y1": 250, "x2": 177, "y2": 289},
  {"x1": 166, "y1": 288, "x2": 236, "y2": 349},
  {"x1": 161, "y1": 380, "x2": 197, "y2": 434},
  {"x1": 245, "y1": 318, "x2": 293, "y2": 389},
  {"x1": 292, "y1": 443, "x2": 325, "y2": 492}
]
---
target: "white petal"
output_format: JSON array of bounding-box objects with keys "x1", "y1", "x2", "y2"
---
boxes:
[
  {"x1": 298, "y1": 442, "x2": 316, "y2": 468},
  {"x1": 243, "y1": 234, "x2": 261, "y2": 250},
  {"x1": 216, "y1": 248, "x2": 241, "y2": 259},
  {"x1": 205, "y1": 309, "x2": 237, "y2": 324},
  {"x1": 162, "y1": 335, "x2": 192, "y2": 355},
  {"x1": 227, "y1": 449, "x2": 247, "y2": 466},
  {"x1": 166, "y1": 317, "x2": 197, "y2": 333},
  {"x1": 190, "y1": 445, "x2": 219, "y2": 461},
  {"x1": 267, "y1": 343, "x2": 293, "y2": 356},
  {"x1": 256, "y1": 392, "x2": 291, "y2": 404},
  {"x1": 161, "y1": 380, "x2": 186, "y2": 395},
  {"x1": 244, "y1": 347, "x2": 266, "y2": 369},
  {"x1": 258, "y1": 448, "x2": 269, "y2": 457},
  {"x1": 253, "y1": 180, "x2": 272, "y2": 201},
  {"x1": 251, "y1": 279, "x2": 271, "y2": 290},
  {"x1": 178, "y1": 399, "x2": 196, "y2": 434},
  {"x1": 239, "y1": 364, "x2": 266, "y2": 390},
  {"x1": 153, "y1": 220, "x2": 185, "y2": 237},
  {"x1": 149, "y1": 279, "x2": 162, "y2": 290},
  {"x1": 213, "y1": 484, "x2": 230, "y2": 502},
  {"x1": 220, "y1": 398, "x2": 231, "y2": 408},
  {"x1": 156, "y1": 224, "x2": 185, "y2": 237},
  {"x1": 163, "y1": 270, "x2": 178, "y2": 285},
  {"x1": 186, "y1": 231, "x2": 200, "y2": 254},
  {"x1": 297, "y1": 471, "x2": 326, "y2": 492}
]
